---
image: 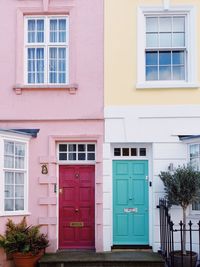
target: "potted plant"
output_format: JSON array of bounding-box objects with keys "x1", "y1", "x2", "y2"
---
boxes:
[
  {"x1": 159, "y1": 165, "x2": 200, "y2": 267},
  {"x1": 0, "y1": 217, "x2": 49, "y2": 267}
]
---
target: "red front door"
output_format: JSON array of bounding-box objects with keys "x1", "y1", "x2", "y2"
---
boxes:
[{"x1": 59, "y1": 165, "x2": 95, "y2": 249}]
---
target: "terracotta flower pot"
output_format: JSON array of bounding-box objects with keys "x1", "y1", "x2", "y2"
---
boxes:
[
  {"x1": 170, "y1": 251, "x2": 198, "y2": 267},
  {"x1": 12, "y1": 250, "x2": 44, "y2": 267}
]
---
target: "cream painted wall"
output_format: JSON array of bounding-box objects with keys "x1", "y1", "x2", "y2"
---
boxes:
[{"x1": 105, "y1": 0, "x2": 200, "y2": 105}]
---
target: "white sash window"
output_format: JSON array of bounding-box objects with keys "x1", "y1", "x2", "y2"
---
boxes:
[{"x1": 25, "y1": 16, "x2": 69, "y2": 85}]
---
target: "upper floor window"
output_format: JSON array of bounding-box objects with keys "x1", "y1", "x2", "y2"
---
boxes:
[
  {"x1": 146, "y1": 15, "x2": 186, "y2": 81},
  {"x1": 25, "y1": 16, "x2": 69, "y2": 85},
  {"x1": 137, "y1": 7, "x2": 196, "y2": 89}
]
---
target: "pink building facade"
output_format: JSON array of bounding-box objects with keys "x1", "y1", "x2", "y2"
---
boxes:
[{"x1": 0, "y1": 0, "x2": 104, "y2": 265}]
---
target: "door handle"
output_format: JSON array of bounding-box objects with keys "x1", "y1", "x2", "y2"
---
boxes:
[{"x1": 59, "y1": 188, "x2": 63, "y2": 194}]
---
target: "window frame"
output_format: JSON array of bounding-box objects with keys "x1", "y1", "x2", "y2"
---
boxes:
[
  {"x1": 188, "y1": 142, "x2": 200, "y2": 215},
  {"x1": 24, "y1": 15, "x2": 69, "y2": 86},
  {"x1": 0, "y1": 135, "x2": 29, "y2": 216},
  {"x1": 137, "y1": 6, "x2": 197, "y2": 89},
  {"x1": 57, "y1": 142, "x2": 96, "y2": 164}
]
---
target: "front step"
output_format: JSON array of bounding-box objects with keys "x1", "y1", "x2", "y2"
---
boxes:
[{"x1": 39, "y1": 251, "x2": 165, "y2": 267}]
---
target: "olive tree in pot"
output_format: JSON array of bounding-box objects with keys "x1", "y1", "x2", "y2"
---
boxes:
[
  {"x1": 159, "y1": 165, "x2": 200, "y2": 267},
  {"x1": 0, "y1": 217, "x2": 49, "y2": 267}
]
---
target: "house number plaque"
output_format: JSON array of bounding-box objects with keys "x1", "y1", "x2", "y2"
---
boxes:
[
  {"x1": 70, "y1": 222, "x2": 84, "y2": 227},
  {"x1": 124, "y1": 208, "x2": 138, "y2": 213}
]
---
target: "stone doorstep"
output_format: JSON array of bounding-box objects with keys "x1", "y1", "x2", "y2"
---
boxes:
[{"x1": 39, "y1": 251, "x2": 165, "y2": 264}]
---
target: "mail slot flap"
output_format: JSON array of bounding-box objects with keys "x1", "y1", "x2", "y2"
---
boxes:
[
  {"x1": 124, "y1": 208, "x2": 138, "y2": 213},
  {"x1": 70, "y1": 222, "x2": 84, "y2": 227}
]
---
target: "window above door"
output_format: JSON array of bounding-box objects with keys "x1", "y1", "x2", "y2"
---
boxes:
[{"x1": 58, "y1": 143, "x2": 96, "y2": 163}]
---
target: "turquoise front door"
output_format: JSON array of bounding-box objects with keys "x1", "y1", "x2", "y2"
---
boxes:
[{"x1": 113, "y1": 160, "x2": 149, "y2": 245}]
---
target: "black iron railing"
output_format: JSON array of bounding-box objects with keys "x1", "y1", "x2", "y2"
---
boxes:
[{"x1": 158, "y1": 199, "x2": 200, "y2": 267}]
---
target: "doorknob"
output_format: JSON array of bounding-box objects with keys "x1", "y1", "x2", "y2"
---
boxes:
[
  {"x1": 75, "y1": 208, "x2": 79, "y2": 212},
  {"x1": 59, "y1": 188, "x2": 63, "y2": 194}
]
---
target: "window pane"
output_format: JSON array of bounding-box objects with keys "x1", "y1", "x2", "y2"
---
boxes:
[
  {"x1": 140, "y1": 148, "x2": 146, "y2": 156},
  {"x1": 159, "y1": 66, "x2": 171, "y2": 80},
  {"x1": 69, "y1": 144, "x2": 76, "y2": 152},
  {"x1": 28, "y1": 73, "x2": 35, "y2": 84},
  {"x1": 28, "y1": 20, "x2": 35, "y2": 43},
  {"x1": 173, "y1": 66, "x2": 185, "y2": 80},
  {"x1": 15, "y1": 199, "x2": 24, "y2": 211},
  {"x1": 87, "y1": 144, "x2": 95, "y2": 151},
  {"x1": 49, "y1": 48, "x2": 57, "y2": 83},
  {"x1": 15, "y1": 186, "x2": 24, "y2": 198},
  {"x1": 146, "y1": 52, "x2": 158, "y2": 66},
  {"x1": 58, "y1": 73, "x2": 66, "y2": 83},
  {"x1": 37, "y1": 20, "x2": 44, "y2": 43},
  {"x1": 192, "y1": 201, "x2": 200, "y2": 211},
  {"x1": 160, "y1": 33, "x2": 172, "y2": 47},
  {"x1": 5, "y1": 141, "x2": 14, "y2": 155},
  {"x1": 59, "y1": 144, "x2": 67, "y2": 152},
  {"x1": 59, "y1": 60, "x2": 66, "y2": 72},
  {"x1": 68, "y1": 153, "x2": 76, "y2": 160},
  {"x1": 146, "y1": 66, "x2": 158, "y2": 81},
  {"x1": 190, "y1": 158, "x2": 199, "y2": 171},
  {"x1": 190, "y1": 144, "x2": 199, "y2": 158},
  {"x1": 4, "y1": 156, "x2": 14, "y2": 168},
  {"x1": 15, "y1": 173, "x2": 24, "y2": 184},
  {"x1": 146, "y1": 17, "x2": 158, "y2": 32},
  {"x1": 28, "y1": 48, "x2": 37, "y2": 84},
  {"x1": 159, "y1": 17, "x2": 172, "y2": 32},
  {"x1": 114, "y1": 148, "x2": 121, "y2": 156},
  {"x1": 15, "y1": 143, "x2": 25, "y2": 156},
  {"x1": 172, "y1": 51, "x2": 184, "y2": 64},
  {"x1": 87, "y1": 153, "x2": 95, "y2": 161},
  {"x1": 50, "y1": 73, "x2": 56, "y2": 83},
  {"x1": 50, "y1": 19, "x2": 57, "y2": 42},
  {"x1": 173, "y1": 17, "x2": 185, "y2": 32},
  {"x1": 159, "y1": 51, "x2": 171, "y2": 65},
  {"x1": 78, "y1": 153, "x2": 86, "y2": 160},
  {"x1": 5, "y1": 185, "x2": 14, "y2": 198},
  {"x1": 122, "y1": 148, "x2": 129, "y2": 156},
  {"x1": 5, "y1": 199, "x2": 14, "y2": 211},
  {"x1": 78, "y1": 145, "x2": 86, "y2": 152},
  {"x1": 5, "y1": 172, "x2": 14, "y2": 184},
  {"x1": 28, "y1": 19, "x2": 35, "y2": 31},
  {"x1": 173, "y1": 33, "x2": 185, "y2": 47},
  {"x1": 59, "y1": 153, "x2": 67, "y2": 160},
  {"x1": 131, "y1": 148, "x2": 137, "y2": 156},
  {"x1": 146, "y1": 33, "x2": 158, "y2": 47},
  {"x1": 15, "y1": 157, "x2": 25, "y2": 169},
  {"x1": 59, "y1": 19, "x2": 66, "y2": 42}
]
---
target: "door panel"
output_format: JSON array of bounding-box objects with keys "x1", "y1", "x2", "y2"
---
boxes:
[
  {"x1": 113, "y1": 160, "x2": 149, "y2": 245},
  {"x1": 59, "y1": 165, "x2": 95, "y2": 249}
]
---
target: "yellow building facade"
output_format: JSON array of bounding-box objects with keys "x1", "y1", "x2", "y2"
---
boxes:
[{"x1": 105, "y1": 0, "x2": 200, "y2": 106}]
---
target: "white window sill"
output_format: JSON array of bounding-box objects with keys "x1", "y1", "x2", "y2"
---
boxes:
[
  {"x1": 0, "y1": 211, "x2": 31, "y2": 217},
  {"x1": 136, "y1": 82, "x2": 200, "y2": 89},
  {"x1": 13, "y1": 84, "x2": 78, "y2": 95}
]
